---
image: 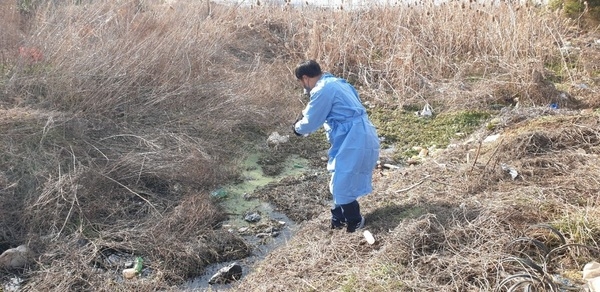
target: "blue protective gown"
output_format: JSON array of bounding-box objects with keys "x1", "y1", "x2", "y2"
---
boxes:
[{"x1": 294, "y1": 73, "x2": 380, "y2": 205}]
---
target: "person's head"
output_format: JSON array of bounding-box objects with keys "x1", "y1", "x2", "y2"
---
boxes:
[{"x1": 295, "y1": 60, "x2": 323, "y2": 91}]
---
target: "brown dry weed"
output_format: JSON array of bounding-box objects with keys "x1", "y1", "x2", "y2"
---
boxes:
[{"x1": 1, "y1": 0, "x2": 600, "y2": 291}]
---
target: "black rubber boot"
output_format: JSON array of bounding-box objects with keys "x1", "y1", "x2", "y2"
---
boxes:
[
  {"x1": 330, "y1": 205, "x2": 346, "y2": 229},
  {"x1": 340, "y1": 200, "x2": 364, "y2": 233}
]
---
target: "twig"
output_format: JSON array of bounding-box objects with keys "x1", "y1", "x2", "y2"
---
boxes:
[
  {"x1": 57, "y1": 147, "x2": 80, "y2": 239},
  {"x1": 99, "y1": 134, "x2": 160, "y2": 149},
  {"x1": 469, "y1": 141, "x2": 482, "y2": 174},
  {"x1": 395, "y1": 175, "x2": 430, "y2": 193},
  {"x1": 56, "y1": 183, "x2": 77, "y2": 240},
  {"x1": 136, "y1": 154, "x2": 146, "y2": 185},
  {"x1": 484, "y1": 138, "x2": 504, "y2": 171},
  {"x1": 300, "y1": 278, "x2": 318, "y2": 290}
]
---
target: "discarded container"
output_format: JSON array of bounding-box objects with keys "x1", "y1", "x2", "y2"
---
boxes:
[
  {"x1": 123, "y1": 268, "x2": 137, "y2": 279},
  {"x1": 363, "y1": 230, "x2": 376, "y2": 245},
  {"x1": 134, "y1": 257, "x2": 143, "y2": 273},
  {"x1": 210, "y1": 188, "x2": 227, "y2": 198},
  {"x1": 382, "y1": 164, "x2": 401, "y2": 170},
  {"x1": 123, "y1": 257, "x2": 143, "y2": 280}
]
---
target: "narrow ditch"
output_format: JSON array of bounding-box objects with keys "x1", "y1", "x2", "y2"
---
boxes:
[{"x1": 183, "y1": 152, "x2": 310, "y2": 290}]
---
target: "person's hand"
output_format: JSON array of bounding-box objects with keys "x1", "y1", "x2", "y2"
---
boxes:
[
  {"x1": 292, "y1": 125, "x2": 303, "y2": 137},
  {"x1": 302, "y1": 88, "x2": 310, "y2": 99},
  {"x1": 293, "y1": 114, "x2": 303, "y2": 137}
]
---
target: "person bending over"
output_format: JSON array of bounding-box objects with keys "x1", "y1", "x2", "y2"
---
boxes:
[{"x1": 292, "y1": 60, "x2": 380, "y2": 233}]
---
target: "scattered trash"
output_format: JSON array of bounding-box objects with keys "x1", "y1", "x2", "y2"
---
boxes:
[
  {"x1": 382, "y1": 163, "x2": 401, "y2": 170},
  {"x1": 415, "y1": 104, "x2": 433, "y2": 117},
  {"x1": 211, "y1": 188, "x2": 227, "y2": 198},
  {"x1": 267, "y1": 132, "x2": 289, "y2": 146},
  {"x1": 550, "y1": 103, "x2": 559, "y2": 109},
  {"x1": 123, "y1": 268, "x2": 137, "y2": 279},
  {"x1": 0, "y1": 245, "x2": 32, "y2": 269},
  {"x1": 208, "y1": 262, "x2": 243, "y2": 285},
  {"x1": 559, "y1": 42, "x2": 577, "y2": 54},
  {"x1": 584, "y1": 261, "x2": 600, "y2": 291},
  {"x1": 122, "y1": 257, "x2": 143, "y2": 280},
  {"x1": 499, "y1": 224, "x2": 581, "y2": 291},
  {"x1": 483, "y1": 134, "x2": 500, "y2": 143},
  {"x1": 552, "y1": 274, "x2": 578, "y2": 290},
  {"x1": 2, "y1": 276, "x2": 23, "y2": 292},
  {"x1": 256, "y1": 231, "x2": 279, "y2": 238},
  {"x1": 363, "y1": 230, "x2": 375, "y2": 245},
  {"x1": 500, "y1": 163, "x2": 519, "y2": 180},
  {"x1": 134, "y1": 257, "x2": 143, "y2": 273},
  {"x1": 583, "y1": 261, "x2": 600, "y2": 280},
  {"x1": 244, "y1": 212, "x2": 261, "y2": 223}
]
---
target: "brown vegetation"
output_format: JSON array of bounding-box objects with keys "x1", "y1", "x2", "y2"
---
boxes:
[{"x1": 0, "y1": 0, "x2": 599, "y2": 291}]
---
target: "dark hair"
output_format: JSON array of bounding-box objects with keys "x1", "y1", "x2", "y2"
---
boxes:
[{"x1": 294, "y1": 60, "x2": 322, "y2": 80}]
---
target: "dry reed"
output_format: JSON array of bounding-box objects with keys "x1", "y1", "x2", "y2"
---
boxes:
[{"x1": 0, "y1": 0, "x2": 599, "y2": 291}]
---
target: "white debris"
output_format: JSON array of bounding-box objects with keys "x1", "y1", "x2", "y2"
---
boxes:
[
  {"x1": 0, "y1": 245, "x2": 32, "y2": 269},
  {"x1": 584, "y1": 262, "x2": 600, "y2": 280},
  {"x1": 123, "y1": 268, "x2": 137, "y2": 279},
  {"x1": 417, "y1": 104, "x2": 433, "y2": 117},
  {"x1": 267, "y1": 132, "x2": 289, "y2": 146},
  {"x1": 583, "y1": 261, "x2": 600, "y2": 292},
  {"x1": 382, "y1": 164, "x2": 401, "y2": 170},
  {"x1": 500, "y1": 163, "x2": 519, "y2": 180},
  {"x1": 363, "y1": 230, "x2": 376, "y2": 245},
  {"x1": 483, "y1": 134, "x2": 500, "y2": 143}
]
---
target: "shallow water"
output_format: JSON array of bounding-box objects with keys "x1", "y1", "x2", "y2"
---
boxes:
[
  {"x1": 183, "y1": 152, "x2": 308, "y2": 290},
  {"x1": 219, "y1": 152, "x2": 307, "y2": 215}
]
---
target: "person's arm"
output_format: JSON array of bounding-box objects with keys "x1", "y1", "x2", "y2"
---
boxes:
[{"x1": 294, "y1": 87, "x2": 334, "y2": 135}]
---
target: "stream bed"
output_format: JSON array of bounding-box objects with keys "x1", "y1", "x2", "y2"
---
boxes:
[{"x1": 184, "y1": 152, "x2": 310, "y2": 291}]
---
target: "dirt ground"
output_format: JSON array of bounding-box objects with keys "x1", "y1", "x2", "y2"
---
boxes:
[{"x1": 230, "y1": 105, "x2": 600, "y2": 291}]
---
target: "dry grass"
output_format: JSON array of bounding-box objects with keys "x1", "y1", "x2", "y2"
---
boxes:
[
  {"x1": 237, "y1": 107, "x2": 600, "y2": 291},
  {"x1": 1, "y1": 0, "x2": 600, "y2": 291}
]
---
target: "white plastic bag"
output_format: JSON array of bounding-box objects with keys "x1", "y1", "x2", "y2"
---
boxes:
[{"x1": 420, "y1": 104, "x2": 433, "y2": 117}]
